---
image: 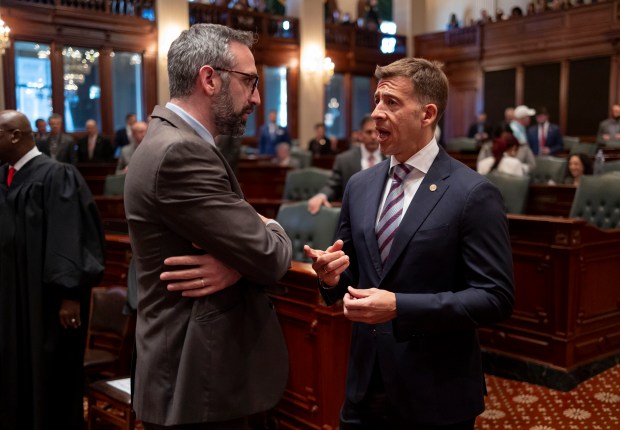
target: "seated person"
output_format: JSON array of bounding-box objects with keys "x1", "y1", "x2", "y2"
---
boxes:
[
  {"x1": 116, "y1": 121, "x2": 148, "y2": 174},
  {"x1": 477, "y1": 132, "x2": 527, "y2": 177},
  {"x1": 271, "y1": 142, "x2": 300, "y2": 169},
  {"x1": 308, "y1": 123, "x2": 337, "y2": 156},
  {"x1": 563, "y1": 153, "x2": 593, "y2": 187}
]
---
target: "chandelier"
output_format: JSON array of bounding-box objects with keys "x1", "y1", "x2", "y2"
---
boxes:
[
  {"x1": 0, "y1": 16, "x2": 10, "y2": 55},
  {"x1": 62, "y1": 47, "x2": 100, "y2": 92}
]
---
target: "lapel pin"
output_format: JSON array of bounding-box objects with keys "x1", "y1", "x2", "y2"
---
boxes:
[{"x1": 429, "y1": 184, "x2": 437, "y2": 192}]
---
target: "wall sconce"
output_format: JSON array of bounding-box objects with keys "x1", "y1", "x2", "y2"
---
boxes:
[
  {"x1": 0, "y1": 16, "x2": 11, "y2": 55},
  {"x1": 302, "y1": 45, "x2": 335, "y2": 85}
]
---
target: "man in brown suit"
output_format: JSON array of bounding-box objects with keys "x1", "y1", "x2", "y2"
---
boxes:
[{"x1": 124, "y1": 24, "x2": 292, "y2": 430}]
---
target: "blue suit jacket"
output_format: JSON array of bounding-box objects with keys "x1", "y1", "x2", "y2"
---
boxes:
[
  {"x1": 321, "y1": 148, "x2": 514, "y2": 426},
  {"x1": 258, "y1": 124, "x2": 290, "y2": 156},
  {"x1": 527, "y1": 123, "x2": 564, "y2": 155}
]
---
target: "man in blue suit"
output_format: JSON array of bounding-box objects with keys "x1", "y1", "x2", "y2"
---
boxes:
[
  {"x1": 527, "y1": 106, "x2": 564, "y2": 155},
  {"x1": 258, "y1": 110, "x2": 290, "y2": 156},
  {"x1": 305, "y1": 58, "x2": 514, "y2": 429}
]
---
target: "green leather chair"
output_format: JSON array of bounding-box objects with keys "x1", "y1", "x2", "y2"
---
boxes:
[
  {"x1": 602, "y1": 160, "x2": 620, "y2": 173},
  {"x1": 529, "y1": 156, "x2": 567, "y2": 184},
  {"x1": 282, "y1": 167, "x2": 331, "y2": 200},
  {"x1": 103, "y1": 174, "x2": 126, "y2": 196},
  {"x1": 290, "y1": 148, "x2": 312, "y2": 169},
  {"x1": 562, "y1": 136, "x2": 579, "y2": 152},
  {"x1": 447, "y1": 137, "x2": 478, "y2": 152},
  {"x1": 569, "y1": 172, "x2": 620, "y2": 229},
  {"x1": 486, "y1": 171, "x2": 530, "y2": 215},
  {"x1": 276, "y1": 201, "x2": 341, "y2": 262},
  {"x1": 569, "y1": 142, "x2": 597, "y2": 157}
]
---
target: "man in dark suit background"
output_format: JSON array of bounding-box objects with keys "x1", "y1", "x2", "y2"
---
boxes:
[
  {"x1": 596, "y1": 103, "x2": 620, "y2": 146},
  {"x1": 307, "y1": 114, "x2": 382, "y2": 214},
  {"x1": 467, "y1": 111, "x2": 492, "y2": 145},
  {"x1": 527, "y1": 106, "x2": 564, "y2": 155},
  {"x1": 124, "y1": 24, "x2": 292, "y2": 430},
  {"x1": 113, "y1": 113, "x2": 137, "y2": 155},
  {"x1": 258, "y1": 109, "x2": 290, "y2": 156},
  {"x1": 305, "y1": 58, "x2": 514, "y2": 429},
  {"x1": 76, "y1": 119, "x2": 115, "y2": 163},
  {"x1": 36, "y1": 113, "x2": 76, "y2": 164}
]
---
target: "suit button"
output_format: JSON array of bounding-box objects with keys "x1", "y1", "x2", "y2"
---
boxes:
[{"x1": 371, "y1": 329, "x2": 377, "y2": 336}]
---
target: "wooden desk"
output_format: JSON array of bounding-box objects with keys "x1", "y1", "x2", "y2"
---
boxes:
[
  {"x1": 311, "y1": 155, "x2": 336, "y2": 170},
  {"x1": 88, "y1": 378, "x2": 136, "y2": 430},
  {"x1": 480, "y1": 215, "x2": 620, "y2": 373},
  {"x1": 269, "y1": 262, "x2": 350, "y2": 430},
  {"x1": 447, "y1": 150, "x2": 477, "y2": 170},
  {"x1": 236, "y1": 164, "x2": 291, "y2": 199},
  {"x1": 525, "y1": 184, "x2": 576, "y2": 217},
  {"x1": 77, "y1": 162, "x2": 117, "y2": 178}
]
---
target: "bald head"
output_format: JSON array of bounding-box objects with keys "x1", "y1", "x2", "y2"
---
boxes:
[{"x1": 0, "y1": 110, "x2": 34, "y2": 165}]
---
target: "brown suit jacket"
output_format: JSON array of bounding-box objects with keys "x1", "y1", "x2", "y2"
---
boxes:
[{"x1": 124, "y1": 105, "x2": 291, "y2": 425}]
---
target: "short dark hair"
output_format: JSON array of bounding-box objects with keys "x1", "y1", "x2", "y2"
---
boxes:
[{"x1": 360, "y1": 114, "x2": 374, "y2": 129}]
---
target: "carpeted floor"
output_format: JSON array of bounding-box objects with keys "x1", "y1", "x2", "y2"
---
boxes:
[
  {"x1": 476, "y1": 364, "x2": 620, "y2": 429},
  {"x1": 86, "y1": 365, "x2": 620, "y2": 429}
]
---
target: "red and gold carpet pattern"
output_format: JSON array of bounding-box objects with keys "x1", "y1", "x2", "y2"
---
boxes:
[{"x1": 476, "y1": 365, "x2": 620, "y2": 430}]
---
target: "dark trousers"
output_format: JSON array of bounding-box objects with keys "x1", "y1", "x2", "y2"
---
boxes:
[
  {"x1": 340, "y1": 365, "x2": 476, "y2": 430},
  {"x1": 142, "y1": 417, "x2": 249, "y2": 430}
]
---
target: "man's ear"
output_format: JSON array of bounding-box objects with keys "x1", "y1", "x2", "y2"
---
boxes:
[
  {"x1": 198, "y1": 65, "x2": 217, "y2": 96},
  {"x1": 422, "y1": 104, "x2": 438, "y2": 127}
]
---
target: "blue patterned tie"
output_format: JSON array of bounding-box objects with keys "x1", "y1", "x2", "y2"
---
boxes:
[{"x1": 376, "y1": 163, "x2": 411, "y2": 266}]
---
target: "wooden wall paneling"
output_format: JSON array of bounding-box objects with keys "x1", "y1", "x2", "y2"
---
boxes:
[
  {"x1": 483, "y1": 68, "x2": 516, "y2": 127},
  {"x1": 2, "y1": 41, "x2": 16, "y2": 110},
  {"x1": 99, "y1": 47, "x2": 114, "y2": 135},
  {"x1": 559, "y1": 60, "x2": 570, "y2": 133},
  {"x1": 143, "y1": 51, "x2": 158, "y2": 119},
  {"x1": 566, "y1": 56, "x2": 611, "y2": 138},
  {"x1": 444, "y1": 61, "x2": 480, "y2": 138},
  {"x1": 515, "y1": 65, "x2": 524, "y2": 107},
  {"x1": 523, "y1": 62, "x2": 561, "y2": 122},
  {"x1": 50, "y1": 41, "x2": 65, "y2": 119},
  {"x1": 287, "y1": 66, "x2": 299, "y2": 140}
]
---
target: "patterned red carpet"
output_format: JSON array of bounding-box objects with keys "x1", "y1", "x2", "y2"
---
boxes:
[{"x1": 476, "y1": 365, "x2": 620, "y2": 430}]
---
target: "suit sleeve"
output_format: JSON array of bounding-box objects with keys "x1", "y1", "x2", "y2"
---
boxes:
[
  {"x1": 156, "y1": 137, "x2": 292, "y2": 285},
  {"x1": 318, "y1": 155, "x2": 345, "y2": 201},
  {"x1": 392, "y1": 180, "x2": 514, "y2": 339}
]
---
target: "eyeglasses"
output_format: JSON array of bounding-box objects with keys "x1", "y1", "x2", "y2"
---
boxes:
[{"x1": 213, "y1": 68, "x2": 259, "y2": 94}]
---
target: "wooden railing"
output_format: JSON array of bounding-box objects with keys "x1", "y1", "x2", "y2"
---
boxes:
[
  {"x1": 2, "y1": 0, "x2": 155, "y2": 19},
  {"x1": 325, "y1": 23, "x2": 406, "y2": 55},
  {"x1": 189, "y1": 4, "x2": 299, "y2": 42}
]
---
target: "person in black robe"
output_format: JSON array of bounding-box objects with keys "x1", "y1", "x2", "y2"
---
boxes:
[{"x1": 0, "y1": 110, "x2": 105, "y2": 430}]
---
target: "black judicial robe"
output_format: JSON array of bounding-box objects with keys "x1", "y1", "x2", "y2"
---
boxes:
[{"x1": 0, "y1": 154, "x2": 105, "y2": 430}]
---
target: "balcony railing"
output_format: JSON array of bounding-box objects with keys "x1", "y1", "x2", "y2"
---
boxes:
[
  {"x1": 2, "y1": 0, "x2": 155, "y2": 20},
  {"x1": 326, "y1": 23, "x2": 407, "y2": 55},
  {"x1": 189, "y1": 4, "x2": 299, "y2": 42}
]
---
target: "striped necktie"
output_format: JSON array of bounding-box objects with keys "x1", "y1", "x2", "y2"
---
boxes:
[{"x1": 376, "y1": 163, "x2": 411, "y2": 266}]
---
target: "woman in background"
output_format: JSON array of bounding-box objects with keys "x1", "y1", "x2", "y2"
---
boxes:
[
  {"x1": 477, "y1": 132, "x2": 527, "y2": 176},
  {"x1": 564, "y1": 153, "x2": 593, "y2": 186}
]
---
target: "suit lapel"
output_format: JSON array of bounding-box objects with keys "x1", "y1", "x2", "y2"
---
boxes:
[
  {"x1": 152, "y1": 106, "x2": 244, "y2": 198},
  {"x1": 380, "y1": 149, "x2": 452, "y2": 279},
  {"x1": 362, "y1": 160, "x2": 391, "y2": 277}
]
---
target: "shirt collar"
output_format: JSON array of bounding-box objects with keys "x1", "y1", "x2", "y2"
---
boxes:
[
  {"x1": 14, "y1": 146, "x2": 42, "y2": 171},
  {"x1": 166, "y1": 102, "x2": 216, "y2": 146},
  {"x1": 360, "y1": 144, "x2": 381, "y2": 159},
  {"x1": 388, "y1": 138, "x2": 439, "y2": 175}
]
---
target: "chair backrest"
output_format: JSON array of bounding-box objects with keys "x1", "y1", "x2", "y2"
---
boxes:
[
  {"x1": 282, "y1": 167, "x2": 331, "y2": 200},
  {"x1": 276, "y1": 201, "x2": 341, "y2": 262},
  {"x1": 529, "y1": 156, "x2": 567, "y2": 184},
  {"x1": 569, "y1": 172, "x2": 620, "y2": 230},
  {"x1": 290, "y1": 148, "x2": 312, "y2": 169},
  {"x1": 486, "y1": 171, "x2": 530, "y2": 214},
  {"x1": 563, "y1": 136, "x2": 579, "y2": 152},
  {"x1": 103, "y1": 174, "x2": 126, "y2": 196},
  {"x1": 603, "y1": 160, "x2": 620, "y2": 173},
  {"x1": 570, "y1": 142, "x2": 597, "y2": 157},
  {"x1": 85, "y1": 286, "x2": 134, "y2": 375},
  {"x1": 447, "y1": 137, "x2": 478, "y2": 152}
]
